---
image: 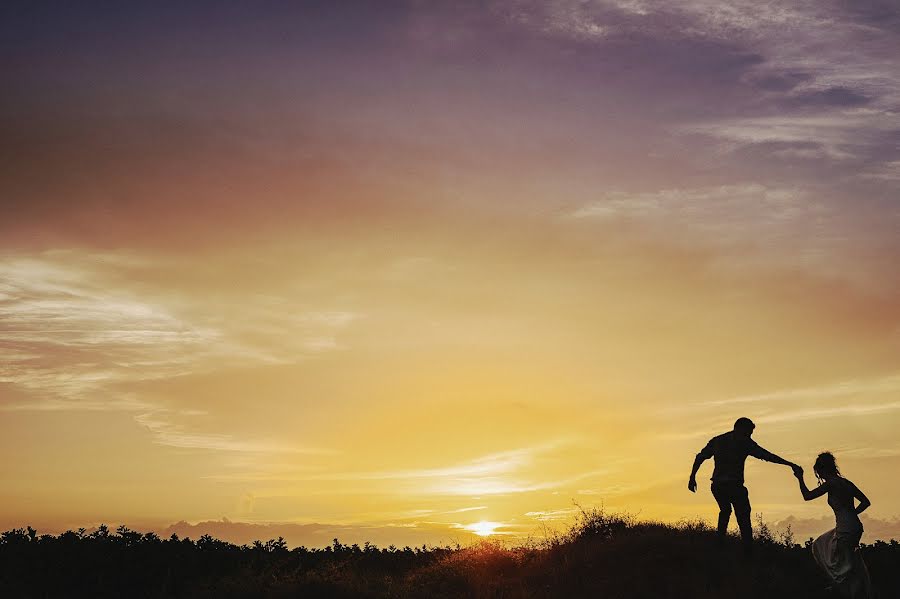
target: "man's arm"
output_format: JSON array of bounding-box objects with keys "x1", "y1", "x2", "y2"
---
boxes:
[
  {"x1": 688, "y1": 440, "x2": 714, "y2": 493},
  {"x1": 749, "y1": 442, "x2": 798, "y2": 469}
]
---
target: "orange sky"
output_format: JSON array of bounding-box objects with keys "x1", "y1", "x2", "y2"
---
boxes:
[{"x1": 2, "y1": 1, "x2": 899, "y2": 546}]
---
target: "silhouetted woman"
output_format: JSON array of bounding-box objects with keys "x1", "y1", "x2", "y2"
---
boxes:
[{"x1": 794, "y1": 452, "x2": 872, "y2": 599}]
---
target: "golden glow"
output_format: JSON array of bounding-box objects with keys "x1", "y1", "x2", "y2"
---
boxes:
[
  {"x1": 466, "y1": 521, "x2": 503, "y2": 537},
  {"x1": 2, "y1": 3, "x2": 899, "y2": 546},
  {"x1": 1, "y1": 232, "x2": 898, "y2": 546}
]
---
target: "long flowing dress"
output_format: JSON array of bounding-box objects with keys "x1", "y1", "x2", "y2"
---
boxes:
[{"x1": 810, "y1": 478, "x2": 872, "y2": 599}]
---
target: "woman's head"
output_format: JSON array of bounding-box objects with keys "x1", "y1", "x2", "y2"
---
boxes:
[{"x1": 813, "y1": 452, "x2": 841, "y2": 482}]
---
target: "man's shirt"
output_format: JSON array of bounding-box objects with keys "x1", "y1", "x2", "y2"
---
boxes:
[{"x1": 697, "y1": 431, "x2": 777, "y2": 483}]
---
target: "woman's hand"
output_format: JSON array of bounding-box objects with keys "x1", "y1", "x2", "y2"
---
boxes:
[{"x1": 791, "y1": 464, "x2": 804, "y2": 479}]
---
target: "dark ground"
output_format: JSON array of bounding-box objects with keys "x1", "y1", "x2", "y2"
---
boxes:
[{"x1": 2, "y1": 509, "x2": 898, "y2": 598}]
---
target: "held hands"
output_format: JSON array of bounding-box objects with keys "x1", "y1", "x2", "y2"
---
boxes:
[
  {"x1": 688, "y1": 476, "x2": 697, "y2": 493},
  {"x1": 791, "y1": 463, "x2": 804, "y2": 479}
]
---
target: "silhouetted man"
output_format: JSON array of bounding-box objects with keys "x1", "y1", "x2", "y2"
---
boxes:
[{"x1": 688, "y1": 417, "x2": 799, "y2": 555}]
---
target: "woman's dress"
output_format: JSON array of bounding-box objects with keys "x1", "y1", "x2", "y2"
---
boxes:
[{"x1": 810, "y1": 478, "x2": 872, "y2": 599}]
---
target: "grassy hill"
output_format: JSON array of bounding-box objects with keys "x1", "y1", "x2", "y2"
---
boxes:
[{"x1": 2, "y1": 508, "x2": 898, "y2": 598}]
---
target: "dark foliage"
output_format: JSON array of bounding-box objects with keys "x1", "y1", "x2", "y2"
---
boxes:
[{"x1": 2, "y1": 511, "x2": 898, "y2": 598}]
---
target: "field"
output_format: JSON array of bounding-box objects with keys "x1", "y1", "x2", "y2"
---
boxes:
[{"x1": 2, "y1": 508, "x2": 898, "y2": 598}]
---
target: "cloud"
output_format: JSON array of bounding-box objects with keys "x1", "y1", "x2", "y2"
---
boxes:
[
  {"x1": 0, "y1": 252, "x2": 217, "y2": 409},
  {"x1": 751, "y1": 71, "x2": 814, "y2": 92},
  {"x1": 702, "y1": 374, "x2": 900, "y2": 407},
  {"x1": 829, "y1": 446, "x2": 900, "y2": 460},
  {"x1": 755, "y1": 401, "x2": 900, "y2": 425},
  {"x1": 860, "y1": 160, "x2": 900, "y2": 182},
  {"x1": 668, "y1": 0, "x2": 899, "y2": 170},
  {"x1": 232, "y1": 441, "x2": 580, "y2": 485},
  {"x1": 447, "y1": 506, "x2": 489, "y2": 514},
  {"x1": 524, "y1": 508, "x2": 578, "y2": 521},
  {"x1": 679, "y1": 112, "x2": 899, "y2": 161},
  {"x1": 370, "y1": 443, "x2": 561, "y2": 480},
  {"x1": 570, "y1": 183, "x2": 839, "y2": 268},
  {"x1": 783, "y1": 86, "x2": 872, "y2": 108},
  {"x1": 499, "y1": 0, "x2": 813, "y2": 44},
  {"x1": 428, "y1": 468, "x2": 610, "y2": 496},
  {"x1": 0, "y1": 251, "x2": 360, "y2": 404},
  {"x1": 488, "y1": 1, "x2": 897, "y2": 177},
  {"x1": 0, "y1": 250, "x2": 355, "y2": 455},
  {"x1": 837, "y1": 0, "x2": 900, "y2": 33},
  {"x1": 661, "y1": 374, "x2": 900, "y2": 444},
  {"x1": 132, "y1": 411, "x2": 329, "y2": 454},
  {"x1": 202, "y1": 440, "x2": 611, "y2": 498},
  {"x1": 572, "y1": 183, "x2": 809, "y2": 226}
]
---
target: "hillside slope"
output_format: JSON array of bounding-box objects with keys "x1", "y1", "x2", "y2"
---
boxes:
[{"x1": 2, "y1": 510, "x2": 898, "y2": 598}]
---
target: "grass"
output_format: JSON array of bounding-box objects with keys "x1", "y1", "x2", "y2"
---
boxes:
[{"x1": 2, "y1": 509, "x2": 898, "y2": 598}]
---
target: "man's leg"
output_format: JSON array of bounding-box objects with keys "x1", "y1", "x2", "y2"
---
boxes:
[
  {"x1": 733, "y1": 485, "x2": 753, "y2": 556},
  {"x1": 710, "y1": 483, "x2": 732, "y2": 544}
]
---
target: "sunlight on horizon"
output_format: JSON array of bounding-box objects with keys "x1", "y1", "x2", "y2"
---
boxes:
[{"x1": 465, "y1": 521, "x2": 504, "y2": 537}]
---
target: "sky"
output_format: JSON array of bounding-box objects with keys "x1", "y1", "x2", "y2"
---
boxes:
[{"x1": 1, "y1": 0, "x2": 899, "y2": 547}]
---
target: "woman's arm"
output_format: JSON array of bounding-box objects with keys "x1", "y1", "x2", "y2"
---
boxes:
[
  {"x1": 795, "y1": 470, "x2": 828, "y2": 501},
  {"x1": 852, "y1": 483, "x2": 871, "y2": 515}
]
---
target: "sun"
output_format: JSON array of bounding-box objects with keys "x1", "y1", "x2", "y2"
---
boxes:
[{"x1": 466, "y1": 521, "x2": 502, "y2": 537}]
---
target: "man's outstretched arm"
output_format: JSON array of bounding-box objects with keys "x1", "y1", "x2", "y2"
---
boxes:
[{"x1": 751, "y1": 444, "x2": 798, "y2": 470}]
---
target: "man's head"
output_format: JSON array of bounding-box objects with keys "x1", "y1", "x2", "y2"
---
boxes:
[{"x1": 733, "y1": 417, "x2": 755, "y2": 438}]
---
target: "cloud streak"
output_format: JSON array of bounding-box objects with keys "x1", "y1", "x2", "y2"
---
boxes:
[
  {"x1": 132, "y1": 411, "x2": 331, "y2": 454},
  {"x1": 702, "y1": 374, "x2": 900, "y2": 407},
  {"x1": 0, "y1": 252, "x2": 217, "y2": 409},
  {"x1": 203, "y1": 440, "x2": 611, "y2": 498},
  {"x1": 0, "y1": 250, "x2": 354, "y2": 455}
]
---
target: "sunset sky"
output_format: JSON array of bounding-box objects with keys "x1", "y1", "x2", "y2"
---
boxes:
[{"x1": 2, "y1": 1, "x2": 899, "y2": 547}]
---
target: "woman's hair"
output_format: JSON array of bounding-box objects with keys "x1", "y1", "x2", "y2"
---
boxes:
[{"x1": 813, "y1": 452, "x2": 841, "y2": 484}]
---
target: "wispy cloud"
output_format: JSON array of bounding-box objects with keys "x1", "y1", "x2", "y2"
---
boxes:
[
  {"x1": 660, "y1": 373, "x2": 900, "y2": 442},
  {"x1": 503, "y1": 1, "x2": 899, "y2": 180},
  {"x1": 568, "y1": 180, "x2": 900, "y2": 292},
  {"x1": 133, "y1": 411, "x2": 330, "y2": 454},
  {"x1": 524, "y1": 508, "x2": 578, "y2": 521},
  {"x1": 860, "y1": 160, "x2": 900, "y2": 183},
  {"x1": 500, "y1": 0, "x2": 814, "y2": 44},
  {"x1": 679, "y1": 112, "x2": 900, "y2": 162},
  {"x1": 756, "y1": 401, "x2": 900, "y2": 425},
  {"x1": 0, "y1": 252, "x2": 217, "y2": 409},
  {"x1": 428, "y1": 468, "x2": 611, "y2": 496},
  {"x1": 370, "y1": 443, "x2": 564, "y2": 480},
  {"x1": 0, "y1": 250, "x2": 352, "y2": 455},
  {"x1": 702, "y1": 374, "x2": 900, "y2": 407},
  {"x1": 570, "y1": 183, "x2": 836, "y2": 265},
  {"x1": 0, "y1": 251, "x2": 360, "y2": 405},
  {"x1": 447, "y1": 506, "x2": 489, "y2": 514},
  {"x1": 571, "y1": 184, "x2": 809, "y2": 226},
  {"x1": 201, "y1": 440, "x2": 610, "y2": 497},
  {"x1": 245, "y1": 441, "x2": 578, "y2": 484}
]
